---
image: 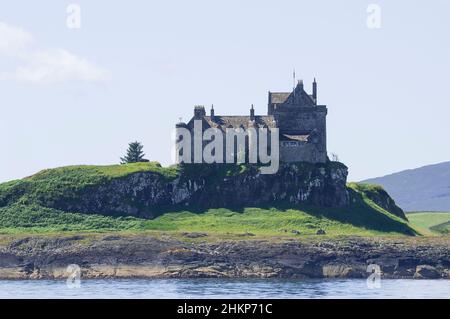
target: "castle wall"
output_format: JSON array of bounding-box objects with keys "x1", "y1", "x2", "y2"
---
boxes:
[
  {"x1": 273, "y1": 105, "x2": 327, "y2": 162},
  {"x1": 273, "y1": 106, "x2": 327, "y2": 133},
  {"x1": 280, "y1": 142, "x2": 327, "y2": 163},
  {"x1": 177, "y1": 120, "x2": 275, "y2": 164}
]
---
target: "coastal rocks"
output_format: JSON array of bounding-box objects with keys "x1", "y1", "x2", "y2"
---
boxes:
[
  {"x1": 322, "y1": 265, "x2": 365, "y2": 278},
  {"x1": 413, "y1": 265, "x2": 441, "y2": 279},
  {"x1": 1, "y1": 236, "x2": 449, "y2": 280},
  {"x1": 0, "y1": 252, "x2": 22, "y2": 267}
]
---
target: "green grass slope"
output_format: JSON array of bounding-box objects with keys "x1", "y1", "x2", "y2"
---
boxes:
[
  {"x1": 0, "y1": 203, "x2": 416, "y2": 236},
  {"x1": 0, "y1": 163, "x2": 418, "y2": 236},
  {"x1": 406, "y1": 212, "x2": 450, "y2": 235},
  {"x1": 0, "y1": 162, "x2": 178, "y2": 208}
]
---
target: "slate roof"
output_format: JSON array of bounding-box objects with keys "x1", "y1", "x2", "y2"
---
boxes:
[
  {"x1": 203, "y1": 115, "x2": 276, "y2": 130},
  {"x1": 269, "y1": 82, "x2": 316, "y2": 107},
  {"x1": 268, "y1": 92, "x2": 291, "y2": 104}
]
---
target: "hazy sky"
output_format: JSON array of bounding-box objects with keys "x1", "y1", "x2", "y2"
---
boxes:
[{"x1": 1, "y1": 0, "x2": 450, "y2": 182}]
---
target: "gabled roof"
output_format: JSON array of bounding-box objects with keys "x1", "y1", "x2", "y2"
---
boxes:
[
  {"x1": 269, "y1": 82, "x2": 316, "y2": 107},
  {"x1": 269, "y1": 92, "x2": 290, "y2": 104}
]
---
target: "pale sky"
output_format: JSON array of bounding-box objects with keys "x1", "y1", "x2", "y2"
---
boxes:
[{"x1": 1, "y1": 0, "x2": 450, "y2": 182}]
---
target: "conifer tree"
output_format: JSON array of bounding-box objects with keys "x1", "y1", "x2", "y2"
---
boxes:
[{"x1": 120, "y1": 141, "x2": 146, "y2": 164}]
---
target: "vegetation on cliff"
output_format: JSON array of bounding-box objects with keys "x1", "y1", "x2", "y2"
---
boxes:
[
  {"x1": 347, "y1": 183, "x2": 406, "y2": 219},
  {"x1": 0, "y1": 162, "x2": 178, "y2": 208},
  {"x1": 0, "y1": 162, "x2": 418, "y2": 236}
]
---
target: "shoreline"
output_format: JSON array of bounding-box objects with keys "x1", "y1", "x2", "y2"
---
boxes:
[{"x1": 0, "y1": 234, "x2": 449, "y2": 280}]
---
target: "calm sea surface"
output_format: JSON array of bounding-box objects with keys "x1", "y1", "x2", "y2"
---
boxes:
[{"x1": 0, "y1": 278, "x2": 449, "y2": 299}]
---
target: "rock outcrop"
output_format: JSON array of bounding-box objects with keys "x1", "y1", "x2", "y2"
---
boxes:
[
  {"x1": 45, "y1": 162, "x2": 351, "y2": 218},
  {"x1": 0, "y1": 235, "x2": 448, "y2": 280}
]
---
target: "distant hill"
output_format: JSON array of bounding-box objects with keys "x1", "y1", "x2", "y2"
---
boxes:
[{"x1": 362, "y1": 162, "x2": 450, "y2": 212}]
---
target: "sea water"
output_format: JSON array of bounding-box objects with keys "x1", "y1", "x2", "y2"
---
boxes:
[{"x1": 0, "y1": 278, "x2": 449, "y2": 299}]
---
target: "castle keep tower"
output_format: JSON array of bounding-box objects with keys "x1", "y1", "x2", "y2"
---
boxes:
[
  {"x1": 178, "y1": 79, "x2": 328, "y2": 164},
  {"x1": 268, "y1": 79, "x2": 327, "y2": 163}
]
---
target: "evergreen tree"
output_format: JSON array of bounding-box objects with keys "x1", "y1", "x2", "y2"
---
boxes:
[{"x1": 120, "y1": 141, "x2": 146, "y2": 164}]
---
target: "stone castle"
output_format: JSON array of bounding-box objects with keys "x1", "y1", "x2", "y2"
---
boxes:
[{"x1": 177, "y1": 79, "x2": 328, "y2": 163}]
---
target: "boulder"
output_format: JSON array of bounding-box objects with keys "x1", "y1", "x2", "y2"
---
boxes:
[{"x1": 413, "y1": 265, "x2": 441, "y2": 279}]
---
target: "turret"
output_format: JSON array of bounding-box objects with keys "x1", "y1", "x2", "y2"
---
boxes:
[
  {"x1": 194, "y1": 105, "x2": 206, "y2": 119},
  {"x1": 210, "y1": 104, "x2": 215, "y2": 118},
  {"x1": 268, "y1": 91, "x2": 273, "y2": 115}
]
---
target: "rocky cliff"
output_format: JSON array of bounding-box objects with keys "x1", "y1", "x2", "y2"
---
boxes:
[
  {"x1": 177, "y1": 162, "x2": 349, "y2": 209},
  {"x1": 0, "y1": 161, "x2": 408, "y2": 224},
  {"x1": 2, "y1": 162, "x2": 351, "y2": 219}
]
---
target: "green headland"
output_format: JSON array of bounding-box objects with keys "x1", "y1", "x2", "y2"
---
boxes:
[{"x1": 0, "y1": 162, "x2": 422, "y2": 237}]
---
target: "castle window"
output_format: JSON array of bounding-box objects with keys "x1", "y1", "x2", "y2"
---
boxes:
[{"x1": 282, "y1": 141, "x2": 299, "y2": 147}]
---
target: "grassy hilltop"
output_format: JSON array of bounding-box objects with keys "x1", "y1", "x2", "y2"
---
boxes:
[{"x1": 0, "y1": 162, "x2": 419, "y2": 236}]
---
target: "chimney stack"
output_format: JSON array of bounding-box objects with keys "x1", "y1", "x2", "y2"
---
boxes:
[{"x1": 312, "y1": 78, "x2": 317, "y2": 104}]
